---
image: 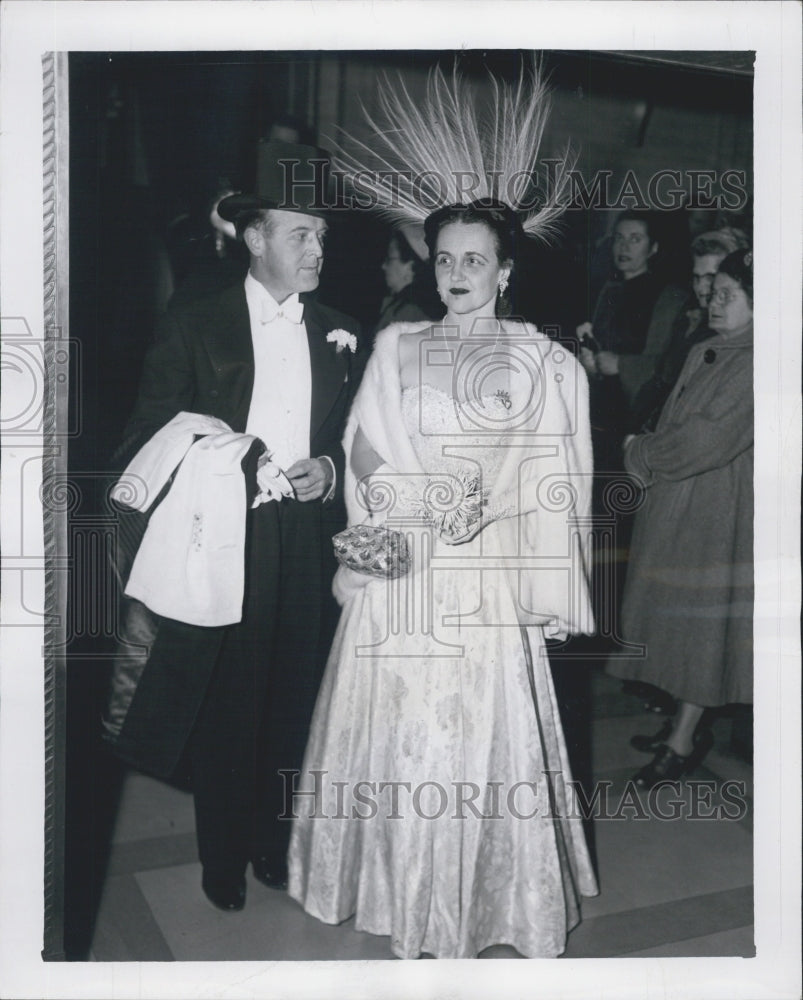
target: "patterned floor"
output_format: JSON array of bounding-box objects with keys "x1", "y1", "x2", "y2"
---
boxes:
[{"x1": 87, "y1": 668, "x2": 753, "y2": 961}]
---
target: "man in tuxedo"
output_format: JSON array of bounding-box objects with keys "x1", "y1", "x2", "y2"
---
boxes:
[{"x1": 108, "y1": 141, "x2": 362, "y2": 911}]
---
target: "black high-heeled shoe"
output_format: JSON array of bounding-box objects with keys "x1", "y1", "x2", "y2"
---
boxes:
[
  {"x1": 630, "y1": 718, "x2": 713, "y2": 754},
  {"x1": 642, "y1": 689, "x2": 678, "y2": 715},
  {"x1": 633, "y1": 728, "x2": 714, "y2": 790},
  {"x1": 630, "y1": 718, "x2": 673, "y2": 753}
]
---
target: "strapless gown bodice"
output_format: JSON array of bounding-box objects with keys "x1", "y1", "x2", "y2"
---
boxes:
[{"x1": 400, "y1": 383, "x2": 509, "y2": 487}]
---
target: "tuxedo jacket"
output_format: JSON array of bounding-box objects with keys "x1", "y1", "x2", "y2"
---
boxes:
[
  {"x1": 106, "y1": 282, "x2": 363, "y2": 777},
  {"x1": 118, "y1": 282, "x2": 362, "y2": 500}
]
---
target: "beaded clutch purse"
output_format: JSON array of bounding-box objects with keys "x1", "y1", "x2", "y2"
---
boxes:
[{"x1": 332, "y1": 524, "x2": 410, "y2": 578}]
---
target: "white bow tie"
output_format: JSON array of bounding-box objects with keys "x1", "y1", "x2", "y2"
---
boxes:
[{"x1": 261, "y1": 297, "x2": 304, "y2": 325}]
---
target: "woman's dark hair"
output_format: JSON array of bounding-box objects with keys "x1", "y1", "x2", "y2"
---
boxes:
[
  {"x1": 388, "y1": 230, "x2": 427, "y2": 287},
  {"x1": 615, "y1": 209, "x2": 659, "y2": 246},
  {"x1": 717, "y1": 249, "x2": 753, "y2": 304},
  {"x1": 390, "y1": 230, "x2": 419, "y2": 266},
  {"x1": 424, "y1": 199, "x2": 525, "y2": 317}
]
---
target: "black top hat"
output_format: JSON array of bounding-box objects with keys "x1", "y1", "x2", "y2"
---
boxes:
[{"x1": 217, "y1": 140, "x2": 333, "y2": 222}]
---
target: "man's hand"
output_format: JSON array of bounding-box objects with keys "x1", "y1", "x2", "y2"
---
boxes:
[
  {"x1": 286, "y1": 457, "x2": 333, "y2": 502},
  {"x1": 596, "y1": 350, "x2": 620, "y2": 376},
  {"x1": 254, "y1": 457, "x2": 295, "y2": 506},
  {"x1": 579, "y1": 346, "x2": 598, "y2": 376}
]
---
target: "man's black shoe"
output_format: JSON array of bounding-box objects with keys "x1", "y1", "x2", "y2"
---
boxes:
[
  {"x1": 202, "y1": 870, "x2": 246, "y2": 911},
  {"x1": 251, "y1": 856, "x2": 288, "y2": 890}
]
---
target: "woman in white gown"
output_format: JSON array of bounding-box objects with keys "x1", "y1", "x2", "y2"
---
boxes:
[{"x1": 287, "y1": 193, "x2": 599, "y2": 958}]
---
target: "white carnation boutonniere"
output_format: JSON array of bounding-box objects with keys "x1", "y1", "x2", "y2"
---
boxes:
[{"x1": 326, "y1": 328, "x2": 357, "y2": 354}]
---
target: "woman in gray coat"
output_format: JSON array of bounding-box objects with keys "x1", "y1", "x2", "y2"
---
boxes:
[{"x1": 608, "y1": 250, "x2": 754, "y2": 788}]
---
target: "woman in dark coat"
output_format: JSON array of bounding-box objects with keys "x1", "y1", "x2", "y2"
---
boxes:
[
  {"x1": 607, "y1": 250, "x2": 754, "y2": 788},
  {"x1": 578, "y1": 210, "x2": 686, "y2": 474}
]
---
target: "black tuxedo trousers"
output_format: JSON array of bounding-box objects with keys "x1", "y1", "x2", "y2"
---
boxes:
[{"x1": 185, "y1": 490, "x2": 342, "y2": 877}]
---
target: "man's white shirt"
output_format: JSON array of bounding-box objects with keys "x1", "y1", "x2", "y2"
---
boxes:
[{"x1": 244, "y1": 271, "x2": 312, "y2": 473}]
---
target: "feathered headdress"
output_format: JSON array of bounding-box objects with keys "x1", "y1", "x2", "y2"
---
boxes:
[{"x1": 331, "y1": 60, "x2": 574, "y2": 244}]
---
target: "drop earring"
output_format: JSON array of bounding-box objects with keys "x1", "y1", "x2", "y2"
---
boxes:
[{"x1": 498, "y1": 276, "x2": 509, "y2": 295}]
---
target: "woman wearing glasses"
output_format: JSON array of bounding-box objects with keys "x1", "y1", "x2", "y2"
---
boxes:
[{"x1": 608, "y1": 250, "x2": 754, "y2": 787}]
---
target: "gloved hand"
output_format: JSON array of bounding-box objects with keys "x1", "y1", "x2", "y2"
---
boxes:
[{"x1": 253, "y1": 455, "x2": 295, "y2": 507}]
